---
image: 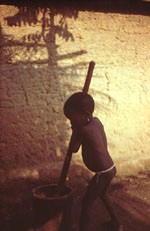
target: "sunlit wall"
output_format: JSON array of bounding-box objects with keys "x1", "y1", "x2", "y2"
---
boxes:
[{"x1": 0, "y1": 3, "x2": 150, "y2": 181}]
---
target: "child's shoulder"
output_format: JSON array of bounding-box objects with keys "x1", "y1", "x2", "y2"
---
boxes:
[
  {"x1": 93, "y1": 117, "x2": 100, "y2": 122},
  {"x1": 92, "y1": 117, "x2": 103, "y2": 126},
  {"x1": 81, "y1": 117, "x2": 102, "y2": 133}
]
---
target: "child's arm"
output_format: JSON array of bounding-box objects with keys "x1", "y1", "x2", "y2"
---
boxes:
[
  {"x1": 69, "y1": 128, "x2": 82, "y2": 153},
  {"x1": 58, "y1": 128, "x2": 81, "y2": 192}
]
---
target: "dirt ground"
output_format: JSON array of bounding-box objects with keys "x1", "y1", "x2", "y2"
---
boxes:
[
  {"x1": 70, "y1": 170, "x2": 150, "y2": 231},
  {"x1": 0, "y1": 168, "x2": 150, "y2": 231}
]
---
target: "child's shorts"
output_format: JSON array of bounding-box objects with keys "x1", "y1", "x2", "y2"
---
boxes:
[{"x1": 96, "y1": 164, "x2": 116, "y2": 183}]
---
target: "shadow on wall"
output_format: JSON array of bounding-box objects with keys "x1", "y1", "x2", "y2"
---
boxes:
[
  {"x1": 0, "y1": 4, "x2": 89, "y2": 170},
  {"x1": 0, "y1": 2, "x2": 119, "y2": 183},
  {"x1": 1, "y1": 5, "x2": 81, "y2": 64},
  {"x1": 0, "y1": 2, "x2": 119, "y2": 170}
]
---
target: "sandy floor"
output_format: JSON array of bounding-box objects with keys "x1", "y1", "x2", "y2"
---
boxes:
[
  {"x1": 70, "y1": 170, "x2": 150, "y2": 231},
  {"x1": 0, "y1": 170, "x2": 150, "y2": 231}
]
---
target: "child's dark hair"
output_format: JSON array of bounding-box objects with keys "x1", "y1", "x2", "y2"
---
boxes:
[{"x1": 64, "y1": 92, "x2": 95, "y2": 119}]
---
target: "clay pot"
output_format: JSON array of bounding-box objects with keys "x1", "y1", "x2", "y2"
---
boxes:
[{"x1": 32, "y1": 184, "x2": 73, "y2": 231}]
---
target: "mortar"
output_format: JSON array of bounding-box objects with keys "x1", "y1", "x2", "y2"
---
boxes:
[{"x1": 32, "y1": 184, "x2": 73, "y2": 231}]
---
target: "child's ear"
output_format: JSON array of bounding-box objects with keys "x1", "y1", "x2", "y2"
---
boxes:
[{"x1": 84, "y1": 111, "x2": 92, "y2": 119}]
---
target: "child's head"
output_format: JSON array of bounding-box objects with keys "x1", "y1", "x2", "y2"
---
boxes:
[{"x1": 64, "y1": 92, "x2": 95, "y2": 128}]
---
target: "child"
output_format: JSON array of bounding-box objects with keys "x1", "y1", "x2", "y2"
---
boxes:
[{"x1": 63, "y1": 92, "x2": 123, "y2": 231}]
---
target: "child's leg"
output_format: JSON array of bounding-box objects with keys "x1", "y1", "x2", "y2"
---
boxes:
[
  {"x1": 102, "y1": 192, "x2": 120, "y2": 227},
  {"x1": 79, "y1": 174, "x2": 99, "y2": 231},
  {"x1": 98, "y1": 168, "x2": 121, "y2": 229}
]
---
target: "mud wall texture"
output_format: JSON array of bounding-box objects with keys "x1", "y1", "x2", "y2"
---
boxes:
[{"x1": 0, "y1": 3, "x2": 150, "y2": 181}]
